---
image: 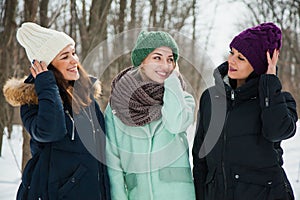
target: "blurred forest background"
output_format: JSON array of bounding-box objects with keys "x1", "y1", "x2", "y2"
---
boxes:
[{"x1": 0, "y1": 0, "x2": 299, "y2": 172}]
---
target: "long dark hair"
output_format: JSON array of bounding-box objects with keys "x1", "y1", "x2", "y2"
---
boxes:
[{"x1": 48, "y1": 63, "x2": 92, "y2": 114}]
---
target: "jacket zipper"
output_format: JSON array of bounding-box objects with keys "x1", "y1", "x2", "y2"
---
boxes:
[
  {"x1": 65, "y1": 110, "x2": 75, "y2": 140},
  {"x1": 222, "y1": 114, "x2": 229, "y2": 199},
  {"x1": 231, "y1": 90, "x2": 235, "y2": 100},
  {"x1": 265, "y1": 75, "x2": 270, "y2": 107},
  {"x1": 222, "y1": 89, "x2": 234, "y2": 198}
]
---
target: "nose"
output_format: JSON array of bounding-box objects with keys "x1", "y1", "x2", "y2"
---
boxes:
[
  {"x1": 228, "y1": 54, "x2": 236, "y2": 65},
  {"x1": 160, "y1": 59, "x2": 173, "y2": 70},
  {"x1": 70, "y1": 55, "x2": 78, "y2": 64}
]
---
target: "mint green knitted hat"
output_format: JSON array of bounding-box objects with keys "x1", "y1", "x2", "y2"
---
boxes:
[{"x1": 131, "y1": 30, "x2": 179, "y2": 67}]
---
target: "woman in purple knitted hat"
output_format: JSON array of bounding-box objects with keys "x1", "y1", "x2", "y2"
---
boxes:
[{"x1": 193, "y1": 22, "x2": 298, "y2": 200}]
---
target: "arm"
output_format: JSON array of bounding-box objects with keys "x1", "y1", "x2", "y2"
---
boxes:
[
  {"x1": 259, "y1": 74, "x2": 298, "y2": 142},
  {"x1": 93, "y1": 101, "x2": 111, "y2": 200},
  {"x1": 105, "y1": 104, "x2": 128, "y2": 200},
  {"x1": 260, "y1": 50, "x2": 298, "y2": 142},
  {"x1": 161, "y1": 72, "x2": 195, "y2": 133},
  {"x1": 21, "y1": 71, "x2": 67, "y2": 142},
  {"x1": 192, "y1": 90, "x2": 209, "y2": 200}
]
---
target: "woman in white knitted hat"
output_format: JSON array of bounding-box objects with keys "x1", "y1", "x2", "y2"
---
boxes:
[
  {"x1": 105, "y1": 30, "x2": 196, "y2": 200},
  {"x1": 3, "y1": 22, "x2": 110, "y2": 200}
]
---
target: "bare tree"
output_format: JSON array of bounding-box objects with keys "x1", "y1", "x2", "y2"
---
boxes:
[
  {"x1": 129, "y1": 0, "x2": 136, "y2": 29},
  {"x1": 77, "y1": 0, "x2": 113, "y2": 59},
  {"x1": 17, "y1": 0, "x2": 39, "y2": 171},
  {"x1": 0, "y1": 0, "x2": 18, "y2": 156},
  {"x1": 39, "y1": 0, "x2": 49, "y2": 26}
]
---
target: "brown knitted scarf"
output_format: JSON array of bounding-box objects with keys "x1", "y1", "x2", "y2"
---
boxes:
[{"x1": 110, "y1": 67, "x2": 165, "y2": 126}]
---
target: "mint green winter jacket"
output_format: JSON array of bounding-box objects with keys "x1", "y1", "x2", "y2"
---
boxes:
[{"x1": 105, "y1": 73, "x2": 196, "y2": 200}]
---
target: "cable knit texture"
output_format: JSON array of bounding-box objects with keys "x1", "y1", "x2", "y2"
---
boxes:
[
  {"x1": 16, "y1": 22, "x2": 75, "y2": 66},
  {"x1": 131, "y1": 30, "x2": 179, "y2": 67},
  {"x1": 230, "y1": 22, "x2": 282, "y2": 74},
  {"x1": 110, "y1": 67, "x2": 164, "y2": 126}
]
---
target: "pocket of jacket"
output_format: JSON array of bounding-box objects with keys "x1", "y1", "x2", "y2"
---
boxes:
[
  {"x1": 231, "y1": 165, "x2": 279, "y2": 200},
  {"x1": 159, "y1": 167, "x2": 193, "y2": 183},
  {"x1": 58, "y1": 164, "x2": 87, "y2": 197},
  {"x1": 125, "y1": 173, "x2": 137, "y2": 191}
]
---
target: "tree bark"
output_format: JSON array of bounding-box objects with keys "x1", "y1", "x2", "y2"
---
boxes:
[
  {"x1": 0, "y1": 0, "x2": 18, "y2": 157},
  {"x1": 18, "y1": 0, "x2": 39, "y2": 170}
]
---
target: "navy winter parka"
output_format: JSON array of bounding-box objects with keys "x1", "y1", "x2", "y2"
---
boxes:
[
  {"x1": 192, "y1": 62, "x2": 298, "y2": 200},
  {"x1": 5, "y1": 71, "x2": 111, "y2": 200}
]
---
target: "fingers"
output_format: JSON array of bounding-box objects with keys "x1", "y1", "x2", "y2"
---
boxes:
[
  {"x1": 266, "y1": 49, "x2": 279, "y2": 75},
  {"x1": 267, "y1": 49, "x2": 279, "y2": 65},
  {"x1": 173, "y1": 62, "x2": 180, "y2": 77},
  {"x1": 30, "y1": 60, "x2": 48, "y2": 78}
]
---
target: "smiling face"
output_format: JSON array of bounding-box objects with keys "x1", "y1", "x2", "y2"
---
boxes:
[
  {"x1": 139, "y1": 46, "x2": 175, "y2": 83},
  {"x1": 51, "y1": 44, "x2": 80, "y2": 81},
  {"x1": 227, "y1": 48, "x2": 254, "y2": 87}
]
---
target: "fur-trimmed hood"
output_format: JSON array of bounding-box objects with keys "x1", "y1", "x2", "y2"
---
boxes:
[{"x1": 3, "y1": 75, "x2": 102, "y2": 107}]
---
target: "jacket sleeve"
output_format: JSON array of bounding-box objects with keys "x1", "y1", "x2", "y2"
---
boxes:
[
  {"x1": 105, "y1": 104, "x2": 128, "y2": 200},
  {"x1": 161, "y1": 72, "x2": 195, "y2": 133},
  {"x1": 192, "y1": 90, "x2": 209, "y2": 200},
  {"x1": 259, "y1": 74, "x2": 298, "y2": 142},
  {"x1": 20, "y1": 71, "x2": 67, "y2": 142},
  {"x1": 93, "y1": 101, "x2": 111, "y2": 200}
]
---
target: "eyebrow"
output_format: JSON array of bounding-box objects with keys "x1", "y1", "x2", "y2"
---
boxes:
[
  {"x1": 238, "y1": 53, "x2": 245, "y2": 58},
  {"x1": 152, "y1": 52, "x2": 173, "y2": 57},
  {"x1": 60, "y1": 52, "x2": 69, "y2": 57}
]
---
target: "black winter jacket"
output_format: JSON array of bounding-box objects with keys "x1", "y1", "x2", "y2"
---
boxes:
[
  {"x1": 193, "y1": 62, "x2": 298, "y2": 200},
  {"x1": 4, "y1": 71, "x2": 111, "y2": 200}
]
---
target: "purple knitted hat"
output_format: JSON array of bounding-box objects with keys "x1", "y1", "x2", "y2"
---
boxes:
[{"x1": 230, "y1": 22, "x2": 282, "y2": 74}]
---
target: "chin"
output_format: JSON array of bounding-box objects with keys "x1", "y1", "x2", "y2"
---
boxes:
[
  {"x1": 227, "y1": 73, "x2": 236, "y2": 79},
  {"x1": 155, "y1": 79, "x2": 164, "y2": 84},
  {"x1": 66, "y1": 75, "x2": 80, "y2": 81}
]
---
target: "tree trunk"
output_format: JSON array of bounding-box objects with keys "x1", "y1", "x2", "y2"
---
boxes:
[
  {"x1": 0, "y1": 0, "x2": 18, "y2": 156},
  {"x1": 129, "y1": 0, "x2": 136, "y2": 29},
  {"x1": 17, "y1": 0, "x2": 39, "y2": 168},
  {"x1": 39, "y1": 0, "x2": 49, "y2": 26},
  {"x1": 149, "y1": 0, "x2": 157, "y2": 26},
  {"x1": 79, "y1": 0, "x2": 112, "y2": 60}
]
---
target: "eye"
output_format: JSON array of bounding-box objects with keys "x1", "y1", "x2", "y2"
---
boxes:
[
  {"x1": 153, "y1": 56, "x2": 161, "y2": 60},
  {"x1": 229, "y1": 50, "x2": 233, "y2": 55},
  {"x1": 72, "y1": 52, "x2": 76, "y2": 56},
  {"x1": 167, "y1": 57, "x2": 174, "y2": 63},
  {"x1": 238, "y1": 56, "x2": 245, "y2": 61}
]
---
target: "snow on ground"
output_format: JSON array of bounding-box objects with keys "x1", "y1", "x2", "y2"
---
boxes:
[
  {"x1": 0, "y1": 122, "x2": 299, "y2": 200},
  {"x1": 0, "y1": 125, "x2": 22, "y2": 199}
]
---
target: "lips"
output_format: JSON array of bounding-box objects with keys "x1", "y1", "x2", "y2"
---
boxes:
[
  {"x1": 229, "y1": 66, "x2": 237, "y2": 72},
  {"x1": 156, "y1": 71, "x2": 168, "y2": 78},
  {"x1": 67, "y1": 66, "x2": 78, "y2": 73}
]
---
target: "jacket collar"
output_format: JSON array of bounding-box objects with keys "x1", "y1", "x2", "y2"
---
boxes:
[{"x1": 213, "y1": 62, "x2": 260, "y2": 102}]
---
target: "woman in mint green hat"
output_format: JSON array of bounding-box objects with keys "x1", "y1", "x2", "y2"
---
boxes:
[{"x1": 105, "y1": 30, "x2": 196, "y2": 200}]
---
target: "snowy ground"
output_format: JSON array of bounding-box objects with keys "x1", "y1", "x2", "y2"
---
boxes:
[{"x1": 1, "y1": 122, "x2": 300, "y2": 200}]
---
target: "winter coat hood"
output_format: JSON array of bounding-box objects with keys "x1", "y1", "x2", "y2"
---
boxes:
[{"x1": 3, "y1": 74, "x2": 102, "y2": 107}]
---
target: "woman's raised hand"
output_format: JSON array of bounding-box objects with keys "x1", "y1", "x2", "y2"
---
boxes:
[{"x1": 30, "y1": 60, "x2": 48, "y2": 78}]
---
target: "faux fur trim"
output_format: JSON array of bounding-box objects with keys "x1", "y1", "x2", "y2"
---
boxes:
[
  {"x1": 3, "y1": 77, "x2": 38, "y2": 106},
  {"x1": 3, "y1": 77, "x2": 102, "y2": 107}
]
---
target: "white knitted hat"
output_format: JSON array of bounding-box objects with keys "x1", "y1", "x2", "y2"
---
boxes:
[{"x1": 16, "y1": 22, "x2": 75, "y2": 66}]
